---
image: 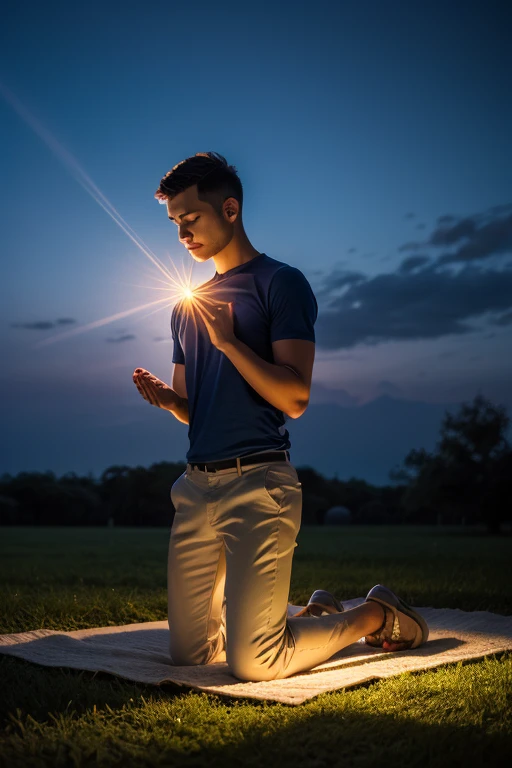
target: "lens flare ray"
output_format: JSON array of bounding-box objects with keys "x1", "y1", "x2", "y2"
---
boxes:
[
  {"x1": 0, "y1": 82, "x2": 181, "y2": 289},
  {"x1": 35, "y1": 297, "x2": 176, "y2": 347},
  {"x1": 1, "y1": 81, "x2": 208, "y2": 347}
]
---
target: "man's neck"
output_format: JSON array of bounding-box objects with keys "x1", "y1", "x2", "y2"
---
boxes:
[{"x1": 213, "y1": 239, "x2": 261, "y2": 275}]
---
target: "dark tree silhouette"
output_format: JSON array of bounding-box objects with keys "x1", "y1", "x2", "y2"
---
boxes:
[
  {"x1": 4, "y1": 397, "x2": 509, "y2": 531},
  {"x1": 390, "y1": 394, "x2": 512, "y2": 533}
]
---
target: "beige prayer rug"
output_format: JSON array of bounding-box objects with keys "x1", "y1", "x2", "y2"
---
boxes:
[{"x1": 1, "y1": 598, "x2": 511, "y2": 706}]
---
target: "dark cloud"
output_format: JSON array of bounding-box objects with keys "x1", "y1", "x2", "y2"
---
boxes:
[
  {"x1": 488, "y1": 203, "x2": 512, "y2": 216},
  {"x1": 11, "y1": 321, "x2": 54, "y2": 330},
  {"x1": 347, "y1": 247, "x2": 357, "y2": 254},
  {"x1": 493, "y1": 310, "x2": 512, "y2": 326},
  {"x1": 315, "y1": 268, "x2": 367, "y2": 304},
  {"x1": 398, "y1": 240, "x2": 423, "y2": 252},
  {"x1": 436, "y1": 212, "x2": 512, "y2": 265},
  {"x1": 398, "y1": 255, "x2": 431, "y2": 273},
  {"x1": 404, "y1": 212, "x2": 415, "y2": 219},
  {"x1": 416, "y1": 223, "x2": 426, "y2": 230},
  {"x1": 429, "y1": 216, "x2": 477, "y2": 246},
  {"x1": 396, "y1": 206, "x2": 512, "y2": 266},
  {"x1": 10, "y1": 318, "x2": 77, "y2": 330},
  {"x1": 105, "y1": 334, "x2": 136, "y2": 343},
  {"x1": 315, "y1": 262, "x2": 512, "y2": 350}
]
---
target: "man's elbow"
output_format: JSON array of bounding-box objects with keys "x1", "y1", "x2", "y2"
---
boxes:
[{"x1": 287, "y1": 398, "x2": 310, "y2": 419}]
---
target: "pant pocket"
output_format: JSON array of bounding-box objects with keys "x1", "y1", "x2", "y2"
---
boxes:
[{"x1": 263, "y1": 464, "x2": 301, "y2": 510}]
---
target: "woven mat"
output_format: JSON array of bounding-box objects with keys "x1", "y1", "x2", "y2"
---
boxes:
[{"x1": 1, "y1": 599, "x2": 511, "y2": 705}]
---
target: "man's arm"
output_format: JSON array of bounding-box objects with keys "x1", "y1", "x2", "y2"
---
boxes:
[
  {"x1": 220, "y1": 337, "x2": 315, "y2": 419},
  {"x1": 191, "y1": 294, "x2": 315, "y2": 419},
  {"x1": 132, "y1": 366, "x2": 189, "y2": 424},
  {"x1": 168, "y1": 363, "x2": 189, "y2": 424}
]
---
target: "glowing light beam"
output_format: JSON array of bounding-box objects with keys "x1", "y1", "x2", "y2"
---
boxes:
[
  {"x1": 34, "y1": 296, "x2": 175, "y2": 347},
  {"x1": 0, "y1": 82, "x2": 181, "y2": 290},
  {"x1": 0, "y1": 81, "x2": 208, "y2": 346}
]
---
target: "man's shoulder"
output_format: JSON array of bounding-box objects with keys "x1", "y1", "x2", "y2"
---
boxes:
[
  {"x1": 258, "y1": 254, "x2": 307, "y2": 283},
  {"x1": 260, "y1": 253, "x2": 293, "y2": 271},
  {"x1": 264, "y1": 257, "x2": 312, "y2": 291}
]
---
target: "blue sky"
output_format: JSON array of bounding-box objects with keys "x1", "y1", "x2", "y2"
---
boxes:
[{"x1": 1, "y1": 1, "x2": 511, "y2": 482}]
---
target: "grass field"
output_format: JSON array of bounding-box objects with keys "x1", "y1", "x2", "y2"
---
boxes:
[{"x1": 1, "y1": 526, "x2": 511, "y2": 767}]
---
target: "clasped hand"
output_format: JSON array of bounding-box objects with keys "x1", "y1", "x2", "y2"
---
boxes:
[
  {"x1": 132, "y1": 369, "x2": 178, "y2": 410},
  {"x1": 132, "y1": 295, "x2": 236, "y2": 409},
  {"x1": 190, "y1": 294, "x2": 236, "y2": 352}
]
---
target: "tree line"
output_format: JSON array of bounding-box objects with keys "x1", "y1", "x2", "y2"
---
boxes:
[{"x1": 1, "y1": 395, "x2": 510, "y2": 533}]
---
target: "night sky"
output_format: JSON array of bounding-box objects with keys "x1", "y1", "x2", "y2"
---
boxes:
[{"x1": 1, "y1": 1, "x2": 511, "y2": 484}]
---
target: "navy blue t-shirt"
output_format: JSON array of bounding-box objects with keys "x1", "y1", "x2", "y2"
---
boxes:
[{"x1": 171, "y1": 252, "x2": 318, "y2": 463}]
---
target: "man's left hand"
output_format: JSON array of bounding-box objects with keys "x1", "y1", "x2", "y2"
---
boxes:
[{"x1": 192, "y1": 295, "x2": 237, "y2": 352}]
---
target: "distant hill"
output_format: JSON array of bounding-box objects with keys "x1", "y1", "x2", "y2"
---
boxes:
[
  {"x1": 5, "y1": 385, "x2": 505, "y2": 486},
  {"x1": 287, "y1": 393, "x2": 454, "y2": 484}
]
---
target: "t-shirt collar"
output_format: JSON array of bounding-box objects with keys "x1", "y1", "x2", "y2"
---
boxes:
[{"x1": 213, "y1": 252, "x2": 265, "y2": 280}]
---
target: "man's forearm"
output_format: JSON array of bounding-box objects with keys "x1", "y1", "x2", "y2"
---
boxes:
[
  {"x1": 220, "y1": 338, "x2": 308, "y2": 418},
  {"x1": 167, "y1": 392, "x2": 189, "y2": 425}
]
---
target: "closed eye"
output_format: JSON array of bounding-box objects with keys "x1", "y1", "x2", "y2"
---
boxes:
[{"x1": 173, "y1": 216, "x2": 200, "y2": 226}]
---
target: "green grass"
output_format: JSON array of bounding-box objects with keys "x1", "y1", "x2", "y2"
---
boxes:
[{"x1": 1, "y1": 526, "x2": 511, "y2": 766}]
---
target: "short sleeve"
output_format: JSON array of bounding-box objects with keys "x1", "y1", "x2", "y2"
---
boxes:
[
  {"x1": 171, "y1": 303, "x2": 185, "y2": 365},
  {"x1": 268, "y1": 266, "x2": 318, "y2": 343}
]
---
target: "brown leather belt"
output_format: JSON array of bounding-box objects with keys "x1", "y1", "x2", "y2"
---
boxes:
[{"x1": 189, "y1": 450, "x2": 290, "y2": 473}]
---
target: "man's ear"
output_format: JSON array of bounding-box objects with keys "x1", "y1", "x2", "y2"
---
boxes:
[{"x1": 224, "y1": 197, "x2": 239, "y2": 220}]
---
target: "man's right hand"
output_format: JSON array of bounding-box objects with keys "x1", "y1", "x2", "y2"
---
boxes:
[{"x1": 132, "y1": 368, "x2": 179, "y2": 411}]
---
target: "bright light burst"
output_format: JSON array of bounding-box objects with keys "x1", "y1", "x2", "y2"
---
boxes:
[{"x1": 0, "y1": 81, "x2": 205, "y2": 347}]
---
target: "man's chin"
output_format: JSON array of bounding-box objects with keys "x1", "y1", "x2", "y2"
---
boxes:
[{"x1": 190, "y1": 250, "x2": 211, "y2": 263}]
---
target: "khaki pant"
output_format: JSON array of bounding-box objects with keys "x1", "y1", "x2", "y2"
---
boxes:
[{"x1": 168, "y1": 455, "x2": 353, "y2": 681}]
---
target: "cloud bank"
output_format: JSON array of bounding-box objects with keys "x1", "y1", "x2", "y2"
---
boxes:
[{"x1": 315, "y1": 202, "x2": 512, "y2": 350}]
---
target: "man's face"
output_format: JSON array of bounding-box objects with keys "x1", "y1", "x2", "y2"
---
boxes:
[{"x1": 166, "y1": 184, "x2": 236, "y2": 263}]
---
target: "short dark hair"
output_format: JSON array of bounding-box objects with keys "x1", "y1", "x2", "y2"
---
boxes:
[{"x1": 155, "y1": 151, "x2": 243, "y2": 217}]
